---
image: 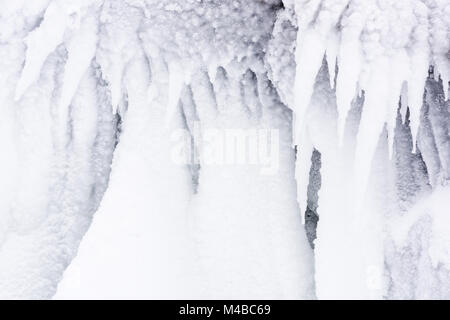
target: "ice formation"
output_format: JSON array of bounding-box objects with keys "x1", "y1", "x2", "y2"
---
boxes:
[
  {"x1": 268, "y1": 0, "x2": 450, "y2": 299},
  {"x1": 0, "y1": 0, "x2": 448, "y2": 299}
]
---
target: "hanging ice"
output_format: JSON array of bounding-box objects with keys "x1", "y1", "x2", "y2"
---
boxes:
[{"x1": 0, "y1": 0, "x2": 448, "y2": 300}]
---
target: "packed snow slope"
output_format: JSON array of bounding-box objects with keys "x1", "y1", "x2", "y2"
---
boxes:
[{"x1": 0, "y1": 0, "x2": 448, "y2": 299}]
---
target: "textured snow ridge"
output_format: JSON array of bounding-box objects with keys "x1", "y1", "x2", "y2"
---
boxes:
[{"x1": 0, "y1": 0, "x2": 449, "y2": 299}]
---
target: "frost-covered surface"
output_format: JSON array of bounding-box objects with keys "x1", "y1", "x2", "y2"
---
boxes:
[{"x1": 0, "y1": 0, "x2": 449, "y2": 299}]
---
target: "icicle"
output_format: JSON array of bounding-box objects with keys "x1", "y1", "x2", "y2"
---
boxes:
[
  {"x1": 293, "y1": 0, "x2": 322, "y2": 31},
  {"x1": 165, "y1": 61, "x2": 185, "y2": 126},
  {"x1": 406, "y1": 0, "x2": 430, "y2": 152},
  {"x1": 428, "y1": 1, "x2": 450, "y2": 100},
  {"x1": 335, "y1": 40, "x2": 362, "y2": 146},
  {"x1": 293, "y1": 29, "x2": 326, "y2": 145},
  {"x1": 399, "y1": 81, "x2": 409, "y2": 122},
  {"x1": 294, "y1": 0, "x2": 350, "y2": 144},
  {"x1": 291, "y1": 0, "x2": 324, "y2": 144},
  {"x1": 190, "y1": 69, "x2": 218, "y2": 124},
  {"x1": 326, "y1": 30, "x2": 339, "y2": 89},
  {"x1": 207, "y1": 62, "x2": 219, "y2": 85},
  {"x1": 354, "y1": 57, "x2": 390, "y2": 212},
  {"x1": 295, "y1": 130, "x2": 314, "y2": 224},
  {"x1": 59, "y1": 13, "x2": 98, "y2": 119},
  {"x1": 14, "y1": 2, "x2": 68, "y2": 100},
  {"x1": 334, "y1": 0, "x2": 370, "y2": 145},
  {"x1": 14, "y1": 0, "x2": 96, "y2": 101},
  {"x1": 435, "y1": 59, "x2": 450, "y2": 100},
  {"x1": 317, "y1": 1, "x2": 350, "y2": 90},
  {"x1": 407, "y1": 49, "x2": 428, "y2": 152},
  {"x1": 386, "y1": 50, "x2": 409, "y2": 158}
]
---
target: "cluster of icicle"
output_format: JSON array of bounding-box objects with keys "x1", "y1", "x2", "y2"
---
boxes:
[
  {"x1": 282, "y1": 0, "x2": 450, "y2": 216},
  {"x1": 0, "y1": 0, "x2": 448, "y2": 299},
  {"x1": 0, "y1": 0, "x2": 117, "y2": 298},
  {"x1": 268, "y1": 0, "x2": 450, "y2": 298},
  {"x1": 0, "y1": 0, "x2": 316, "y2": 299}
]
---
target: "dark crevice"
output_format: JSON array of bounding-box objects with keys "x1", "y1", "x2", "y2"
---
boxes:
[{"x1": 304, "y1": 149, "x2": 321, "y2": 249}]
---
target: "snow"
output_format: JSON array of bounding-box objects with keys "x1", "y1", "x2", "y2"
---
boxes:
[
  {"x1": 56, "y1": 52, "x2": 197, "y2": 299},
  {"x1": 270, "y1": 0, "x2": 450, "y2": 299},
  {"x1": 0, "y1": 0, "x2": 448, "y2": 300},
  {"x1": 55, "y1": 0, "x2": 314, "y2": 299},
  {"x1": 0, "y1": 1, "x2": 115, "y2": 298}
]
